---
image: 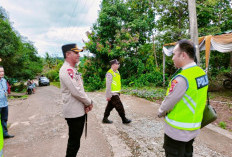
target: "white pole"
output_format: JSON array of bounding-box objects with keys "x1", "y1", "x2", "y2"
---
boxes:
[{"x1": 188, "y1": 0, "x2": 200, "y2": 65}]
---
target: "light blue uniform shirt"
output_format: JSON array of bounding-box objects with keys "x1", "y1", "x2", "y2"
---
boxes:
[{"x1": 0, "y1": 78, "x2": 8, "y2": 108}]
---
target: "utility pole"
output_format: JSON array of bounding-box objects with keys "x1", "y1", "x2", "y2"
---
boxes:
[{"x1": 188, "y1": 0, "x2": 200, "y2": 65}]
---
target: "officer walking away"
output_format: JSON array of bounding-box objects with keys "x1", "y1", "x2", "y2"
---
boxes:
[
  {"x1": 102, "y1": 59, "x2": 131, "y2": 124},
  {"x1": 0, "y1": 66, "x2": 14, "y2": 139},
  {"x1": 59, "y1": 44, "x2": 93, "y2": 157},
  {"x1": 158, "y1": 40, "x2": 208, "y2": 157}
]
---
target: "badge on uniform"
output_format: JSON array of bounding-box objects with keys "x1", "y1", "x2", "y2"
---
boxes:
[
  {"x1": 169, "y1": 79, "x2": 178, "y2": 93},
  {"x1": 67, "y1": 69, "x2": 74, "y2": 79},
  {"x1": 196, "y1": 74, "x2": 208, "y2": 89}
]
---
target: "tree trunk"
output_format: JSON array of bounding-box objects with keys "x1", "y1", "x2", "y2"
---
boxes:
[
  {"x1": 152, "y1": 34, "x2": 158, "y2": 68},
  {"x1": 188, "y1": 0, "x2": 200, "y2": 65}
]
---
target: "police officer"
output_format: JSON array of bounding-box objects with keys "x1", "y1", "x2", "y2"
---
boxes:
[
  {"x1": 102, "y1": 59, "x2": 131, "y2": 124},
  {"x1": 158, "y1": 40, "x2": 208, "y2": 157},
  {"x1": 59, "y1": 44, "x2": 93, "y2": 157},
  {"x1": 0, "y1": 66, "x2": 14, "y2": 139}
]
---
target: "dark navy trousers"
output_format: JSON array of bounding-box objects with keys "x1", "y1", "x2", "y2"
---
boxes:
[
  {"x1": 0, "y1": 106, "x2": 8, "y2": 136},
  {"x1": 65, "y1": 115, "x2": 85, "y2": 157}
]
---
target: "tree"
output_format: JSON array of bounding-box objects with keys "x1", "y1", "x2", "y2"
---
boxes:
[
  {"x1": 154, "y1": 0, "x2": 232, "y2": 76},
  {"x1": 0, "y1": 6, "x2": 8, "y2": 20},
  {"x1": 83, "y1": 0, "x2": 159, "y2": 90},
  {"x1": 44, "y1": 52, "x2": 56, "y2": 69},
  {"x1": 197, "y1": 0, "x2": 232, "y2": 35},
  {"x1": 0, "y1": 8, "x2": 43, "y2": 80},
  {"x1": 82, "y1": 0, "x2": 232, "y2": 90}
]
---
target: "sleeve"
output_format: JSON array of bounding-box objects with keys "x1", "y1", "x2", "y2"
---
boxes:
[
  {"x1": 158, "y1": 76, "x2": 187, "y2": 117},
  {"x1": 3, "y1": 79, "x2": 7, "y2": 92},
  {"x1": 105, "y1": 72, "x2": 113, "y2": 98},
  {"x1": 60, "y1": 69, "x2": 92, "y2": 106}
]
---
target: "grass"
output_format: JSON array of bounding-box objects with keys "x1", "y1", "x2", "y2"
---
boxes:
[
  {"x1": 50, "y1": 82, "x2": 60, "y2": 88},
  {"x1": 94, "y1": 86, "x2": 166, "y2": 103},
  {"x1": 8, "y1": 94, "x2": 28, "y2": 100},
  {"x1": 218, "y1": 121, "x2": 227, "y2": 129},
  {"x1": 21, "y1": 95, "x2": 28, "y2": 99},
  {"x1": 121, "y1": 86, "x2": 166, "y2": 102}
]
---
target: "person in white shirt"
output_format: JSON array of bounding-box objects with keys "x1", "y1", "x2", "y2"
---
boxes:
[{"x1": 59, "y1": 44, "x2": 93, "y2": 157}]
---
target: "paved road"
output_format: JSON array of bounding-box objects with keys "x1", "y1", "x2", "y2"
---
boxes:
[
  {"x1": 4, "y1": 86, "x2": 111, "y2": 157},
  {"x1": 4, "y1": 86, "x2": 232, "y2": 157}
]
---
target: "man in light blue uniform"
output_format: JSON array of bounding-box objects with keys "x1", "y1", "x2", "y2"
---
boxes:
[{"x1": 0, "y1": 66, "x2": 14, "y2": 139}]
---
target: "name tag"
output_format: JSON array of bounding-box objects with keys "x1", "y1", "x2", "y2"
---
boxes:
[{"x1": 196, "y1": 75, "x2": 208, "y2": 89}]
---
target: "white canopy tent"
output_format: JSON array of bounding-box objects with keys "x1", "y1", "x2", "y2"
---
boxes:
[{"x1": 162, "y1": 33, "x2": 232, "y2": 84}]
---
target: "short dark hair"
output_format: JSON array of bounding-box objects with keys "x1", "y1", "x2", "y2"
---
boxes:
[
  {"x1": 110, "y1": 59, "x2": 120, "y2": 65},
  {"x1": 177, "y1": 39, "x2": 196, "y2": 60}
]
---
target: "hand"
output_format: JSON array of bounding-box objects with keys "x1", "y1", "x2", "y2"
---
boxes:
[
  {"x1": 157, "y1": 111, "x2": 167, "y2": 118},
  {"x1": 85, "y1": 104, "x2": 93, "y2": 113},
  {"x1": 85, "y1": 107, "x2": 90, "y2": 113},
  {"x1": 157, "y1": 114, "x2": 162, "y2": 118},
  {"x1": 89, "y1": 104, "x2": 93, "y2": 111},
  {"x1": 106, "y1": 97, "x2": 111, "y2": 101}
]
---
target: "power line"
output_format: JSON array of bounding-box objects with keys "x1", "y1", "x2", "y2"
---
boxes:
[
  {"x1": 69, "y1": 0, "x2": 99, "y2": 47},
  {"x1": 53, "y1": 0, "x2": 80, "y2": 56}
]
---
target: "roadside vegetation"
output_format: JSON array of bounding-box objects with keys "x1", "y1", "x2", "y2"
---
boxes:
[
  {"x1": 8, "y1": 94, "x2": 28, "y2": 100},
  {"x1": 50, "y1": 82, "x2": 60, "y2": 88},
  {"x1": 0, "y1": 7, "x2": 43, "y2": 81}
]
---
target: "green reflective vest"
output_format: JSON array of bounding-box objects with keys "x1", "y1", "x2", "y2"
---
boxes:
[
  {"x1": 0, "y1": 115, "x2": 3, "y2": 157},
  {"x1": 165, "y1": 66, "x2": 208, "y2": 130},
  {"x1": 107, "y1": 69, "x2": 121, "y2": 92}
]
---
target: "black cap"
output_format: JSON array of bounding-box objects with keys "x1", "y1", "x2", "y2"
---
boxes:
[
  {"x1": 61, "y1": 43, "x2": 83, "y2": 57},
  {"x1": 110, "y1": 59, "x2": 120, "y2": 65}
]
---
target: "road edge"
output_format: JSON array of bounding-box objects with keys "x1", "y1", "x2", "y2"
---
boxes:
[{"x1": 206, "y1": 124, "x2": 232, "y2": 140}]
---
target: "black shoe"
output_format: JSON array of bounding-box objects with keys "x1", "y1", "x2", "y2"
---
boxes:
[
  {"x1": 4, "y1": 134, "x2": 14, "y2": 139},
  {"x1": 122, "y1": 118, "x2": 131, "y2": 124},
  {"x1": 102, "y1": 118, "x2": 113, "y2": 124}
]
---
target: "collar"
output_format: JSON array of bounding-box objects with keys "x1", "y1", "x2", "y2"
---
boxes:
[
  {"x1": 111, "y1": 68, "x2": 118, "y2": 73},
  {"x1": 182, "y1": 62, "x2": 196, "y2": 70},
  {"x1": 65, "y1": 61, "x2": 79, "y2": 75},
  {"x1": 64, "y1": 61, "x2": 73, "y2": 68}
]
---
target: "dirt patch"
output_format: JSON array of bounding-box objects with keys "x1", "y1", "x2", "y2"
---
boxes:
[{"x1": 210, "y1": 91, "x2": 232, "y2": 131}]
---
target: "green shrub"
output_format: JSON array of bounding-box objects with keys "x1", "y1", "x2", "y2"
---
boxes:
[
  {"x1": 45, "y1": 70, "x2": 59, "y2": 82},
  {"x1": 85, "y1": 75, "x2": 104, "y2": 91},
  {"x1": 219, "y1": 121, "x2": 227, "y2": 129},
  {"x1": 50, "y1": 82, "x2": 60, "y2": 88},
  {"x1": 11, "y1": 82, "x2": 26, "y2": 92},
  {"x1": 131, "y1": 71, "x2": 163, "y2": 87}
]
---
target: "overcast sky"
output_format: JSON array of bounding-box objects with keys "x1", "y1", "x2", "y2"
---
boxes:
[{"x1": 0, "y1": 0, "x2": 101, "y2": 57}]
